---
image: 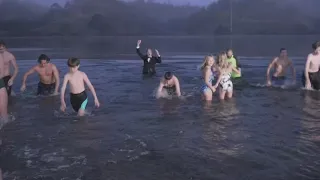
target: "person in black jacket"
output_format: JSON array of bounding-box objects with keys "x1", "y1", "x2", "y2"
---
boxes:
[{"x1": 136, "y1": 40, "x2": 161, "y2": 75}]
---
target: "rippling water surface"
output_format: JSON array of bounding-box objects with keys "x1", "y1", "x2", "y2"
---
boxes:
[{"x1": 1, "y1": 46, "x2": 320, "y2": 179}]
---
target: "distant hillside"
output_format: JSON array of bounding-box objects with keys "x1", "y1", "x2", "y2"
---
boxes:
[
  {"x1": 185, "y1": 0, "x2": 320, "y2": 35},
  {"x1": 0, "y1": 0, "x2": 319, "y2": 36}
]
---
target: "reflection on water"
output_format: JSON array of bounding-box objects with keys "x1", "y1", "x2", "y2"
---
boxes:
[{"x1": 0, "y1": 55, "x2": 319, "y2": 179}]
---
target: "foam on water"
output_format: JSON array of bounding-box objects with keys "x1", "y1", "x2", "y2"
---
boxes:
[{"x1": 1, "y1": 57, "x2": 320, "y2": 179}]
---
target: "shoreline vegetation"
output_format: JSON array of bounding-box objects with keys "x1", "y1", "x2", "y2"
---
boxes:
[{"x1": 0, "y1": 0, "x2": 319, "y2": 37}]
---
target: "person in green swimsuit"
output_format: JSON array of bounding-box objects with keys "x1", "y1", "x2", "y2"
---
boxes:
[{"x1": 226, "y1": 48, "x2": 241, "y2": 79}]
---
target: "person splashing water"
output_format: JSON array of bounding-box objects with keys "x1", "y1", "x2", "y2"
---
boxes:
[
  {"x1": 156, "y1": 71, "x2": 182, "y2": 99},
  {"x1": 20, "y1": 54, "x2": 60, "y2": 96},
  {"x1": 266, "y1": 48, "x2": 296, "y2": 87}
]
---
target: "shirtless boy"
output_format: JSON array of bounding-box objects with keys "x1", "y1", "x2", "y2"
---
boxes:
[
  {"x1": 302, "y1": 41, "x2": 320, "y2": 90},
  {"x1": 156, "y1": 71, "x2": 181, "y2": 98},
  {"x1": 0, "y1": 41, "x2": 19, "y2": 96},
  {"x1": 60, "y1": 57, "x2": 100, "y2": 116},
  {"x1": 20, "y1": 54, "x2": 59, "y2": 95},
  {"x1": 266, "y1": 48, "x2": 296, "y2": 86}
]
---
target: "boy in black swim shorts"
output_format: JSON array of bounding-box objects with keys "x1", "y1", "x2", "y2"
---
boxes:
[{"x1": 60, "y1": 57, "x2": 100, "y2": 116}]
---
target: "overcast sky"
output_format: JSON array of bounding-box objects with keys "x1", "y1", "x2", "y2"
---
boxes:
[{"x1": 29, "y1": 0, "x2": 215, "y2": 6}]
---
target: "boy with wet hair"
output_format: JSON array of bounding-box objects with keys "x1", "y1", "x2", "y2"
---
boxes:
[{"x1": 60, "y1": 57, "x2": 100, "y2": 116}]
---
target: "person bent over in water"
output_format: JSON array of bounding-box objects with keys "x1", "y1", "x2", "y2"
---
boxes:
[
  {"x1": 216, "y1": 52, "x2": 240, "y2": 100},
  {"x1": 226, "y1": 48, "x2": 241, "y2": 79},
  {"x1": 156, "y1": 71, "x2": 181, "y2": 98},
  {"x1": 21, "y1": 54, "x2": 60, "y2": 95},
  {"x1": 200, "y1": 55, "x2": 219, "y2": 101},
  {"x1": 136, "y1": 40, "x2": 161, "y2": 75},
  {"x1": 60, "y1": 58, "x2": 100, "y2": 116},
  {"x1": 0, "y1": 41, "x2": 19, "y2": 96},
  {"x1": 302, "y1": 41, "x2": 320, "y2": 90},
  {"x1": 266, "y1": 48, "x2": 296, "y2": 86}
]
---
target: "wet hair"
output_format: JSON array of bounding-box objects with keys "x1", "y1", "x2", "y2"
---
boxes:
[
  {"x1": 217, "y1": 51, "x2": 228, "y2": 69},
  {"x1": 38, "y1": 54, "x2": 50, "y2": 63},
  {"x1": 280, "y1": 48, "x2": 286, "y2": 52},
  {"x1": 164, "y1": 71, "x2": 173, "y2": 80},
  {"x1": 0, "y1": 40, "x2": 6, "y2": 47},
  {"x1": 312, "y1": 41, "x2": 320, "y2": 50},
  {"x1": 200, "y1": 54, "x2": 214, "y2": 70},
  {"x1": 67, "y1": 57, "x2": 80, "y2": 67},
  {"x1": 226, "y1": 48, "x2": 232, "y2": 52}
]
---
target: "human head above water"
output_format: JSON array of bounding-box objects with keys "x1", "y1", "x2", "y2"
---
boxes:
[
  {"x1": 38, "y1": 54, "x2": 50, "y2": 67},
  {"x1": 226, "y1": 48, "x2": 233, "y2": 58},
  {"x1": 279, "y1": 48, "x2": 287, "y2": 57},
  {"x1": 147, "y1": 48, "x2": 152, "y2": 57},
  {"x1": 312, "y1": 41, "x2": 320, "y2": 52},
  {"x1": 217, "y1": 51, "x2": 228, "y2": 69},
  {"x1": 67, "y1": 57, "x2": 80, "y2": 71},
  {"x1": 0, "y1": 40, "x2": 6, "y2": 53},
  {"x1": 201, "y1": 55, "x2": 215, "y2": 69},
  {"x1": 164, "y1": 71, "x2": 173, "y2": 81}
]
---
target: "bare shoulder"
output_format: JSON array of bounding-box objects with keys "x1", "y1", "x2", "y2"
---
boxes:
[
  {"x1": 173, "y1": 75, "x2": 179, "y2": 81},
  {"x1": 50, "y1": 63, "x2": 58, "y2": 69},
  {"x1": 33, "y1": 65, "x2": 40, "y2": 71},
  {"x1": 6, "y1": 51, "x2": 15, "y2": 58},
  {"x1": 79, "y1": 71, "x2": 88, "y2": 78},
  {"x1": 64, "y1": 73, "x2": 70, "y2": 79}
]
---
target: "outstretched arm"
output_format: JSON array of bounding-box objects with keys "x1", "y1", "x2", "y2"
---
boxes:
[
  {"x1": 155, "y1": 49, "x2": 161, "y2": 63},
  {"x1": 174, "y1": 77, "x2": 181, "y2": 97},
  {"x1": 304, "y1": 54, "x2": 312, "y2": 88},
  {"x1": 52, "y1": 65, "x2": 60, "y2": 93},
  {"x1": 9, "y1": 55, "x2": 19, "y2": 81},
  {"x1": 156, "y1": 81, "x2": 164, "y2": 98},
  {"x1": 60, "y1": 75, "x2": 68, "y2": 105},
  {"x1": 83, "y1": 72, "x2": 98, "y2": 101},
  {"x1": 22, "y1": 66, "x2": 36, "y2": 87},
  {"x1": 136, "y1": 40, "x2": 145, "y2": 60},
  {"x1": 288, "y1": 59, "x2": 296, "y2": 82},
  {"x1": 266, "y1": 58, "x2": 277, "y2": 83}
]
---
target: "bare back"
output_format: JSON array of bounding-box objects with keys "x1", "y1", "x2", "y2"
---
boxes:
[
  {"x1": 0, "y1": 51, "x2": 14, "y2": 76},
  {"x1": 307, "y1": 53, "x2": 320, "y2": 73},
  {"x1": 35, "y1": 63, "x2": 56, "y2": 84},
  {"x1": 66, "y1": 71, "x2": 86, "y2": 94},
  {"x1": 273, "y1": 57, "x2": 290, "y2": 77}
]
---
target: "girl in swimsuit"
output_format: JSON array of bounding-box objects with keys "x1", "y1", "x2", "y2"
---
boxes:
[
  {"x1": 200, "y1": 55, "x2": 219, "y2": 101},
  {"x1": 215, "y1": 52, "x2": 241, "y2": 100},
  {"x1": 156, "y1": 71, "x2": 181, "y2": 98}
]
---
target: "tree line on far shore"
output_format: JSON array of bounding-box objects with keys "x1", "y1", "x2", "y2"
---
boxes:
[{"x1": 0, "y1": 0, "x2": 319, "y2": 36}]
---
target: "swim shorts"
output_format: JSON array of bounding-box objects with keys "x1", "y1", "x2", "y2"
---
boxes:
[
  {"x1": 0, "y1": 78, "x2": 5, "y2": 89},
  {"x1": 70, "y1": 91, "x2": 88, "y2": 112},
  {"x1": 3, "y1": 75, "x2": 12, "y2": 96},
  {"x1": 271, "y1": 76, "x2": 286, "y2": 86},
  {"x1": 301, "y1": 71, "x2": 320, "y2": 90},
  {"x1": 37, "y1": 82, "x2": 55, "y2": 95}
]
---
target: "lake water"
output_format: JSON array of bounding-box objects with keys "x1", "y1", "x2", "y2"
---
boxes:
[{"x1": 0, "y1": 36, "x2": 320, "y2": 179}]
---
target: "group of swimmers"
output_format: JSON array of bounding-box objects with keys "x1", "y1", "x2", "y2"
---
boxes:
[
  {"x1": 139, "y1": 40, "x2": 320, "y2": 101},
  {"x1": 0, "y1": 39, "x2": 320, "y2": 179},
  {"x1": 0, "y1": 40, "x2": 320, "y2": 120}
]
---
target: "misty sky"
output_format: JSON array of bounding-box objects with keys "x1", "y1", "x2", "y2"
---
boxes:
[{"x1": 30, "y1": 0, "x2": 215, "y2": 6}]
